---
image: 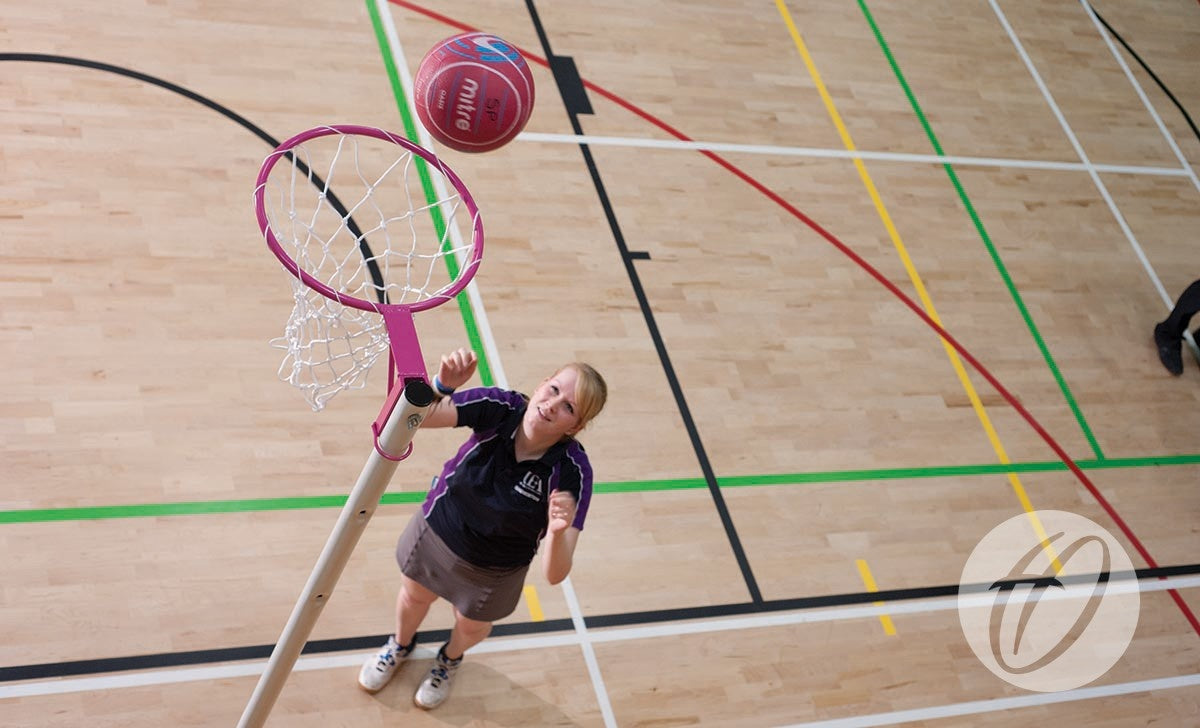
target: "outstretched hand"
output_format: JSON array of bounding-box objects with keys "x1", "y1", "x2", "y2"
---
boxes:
[
  {"x1": 438, "y1": 348, "x2": 478, "y2": 391},
  {"x1": 547, "y1": 490, "x2": 577, "y2": 534}
]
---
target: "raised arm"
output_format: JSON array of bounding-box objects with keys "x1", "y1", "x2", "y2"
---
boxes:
[{"x1": 421, "y1": 347, "x2": 478, "y2": 429}]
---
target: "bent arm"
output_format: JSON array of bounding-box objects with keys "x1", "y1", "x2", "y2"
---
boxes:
[
  {"x1": 420, "y1": 396, "x2": 459, "y2": 428},
  {"x1": 541, "y1": 526, "x2": 580, "y2": 585}
]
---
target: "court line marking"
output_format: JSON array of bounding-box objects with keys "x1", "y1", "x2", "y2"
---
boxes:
[
  {"x1": 778, "y1": 673, "x2": 1200, "y2": 728},
  {"x1": 854, "y1": 559, "x2": 896, "y2": 636},
  {"x1": 369, "y1": 0, "x2": 507, "y2": 390},
  {"x1": 352, "y1": 9, "x2": 1190, "y2": 724},
  {"x1": 4, "y1": 11, "x2": 1190, "y2": 728},
  {"x1": 971, "y1": 0, "x2": 1200, "y2": 636},
  {"x1": 382, "y1": 6, "x2": 1189, "y2": 628},
  {"x1": 3, "y1": 575, "x2": 1197, "y2": 701},
  {"x1": 370, "y1": 3, "x2": 615, "y2": 725},
  {"x1": 561, "y1": 577, "x2": 618, "y2": 727},
  {"x1": 988, "y1": 0, "x2": 1173, "y2": 307},
  {"x1": 774, "y1": 0, "x2": 1062, "y2": 566},
  {"x1": 1080, "y1": 0, "x2": 1200, "y2": 360},
  {"x1": 522, "y1": 585, "x2": 545, "y2": 622},
  {"x1": 5, "y1": 453, "x2": 1200, "y2": 523},
  {"x1": 856, "y1": 0, "x2": 1103, "y2": 461},
  {"x1": 517, "y1": 131, "x2": 1189, "y2": 177},
  {"x1": 1079, "y1": 0, "x2": 1200, "y2": 193}
]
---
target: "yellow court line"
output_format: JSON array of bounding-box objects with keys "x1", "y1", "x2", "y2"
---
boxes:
[
  {"x1": 523, "y1": 585, "x2": 545, "y2": 622},
  {"x1": 855, "y1": 559, "x2": 897, "y2": 635},
  {"x1": 773, "y1": 1, "x2": 1060, "y2": 567}
]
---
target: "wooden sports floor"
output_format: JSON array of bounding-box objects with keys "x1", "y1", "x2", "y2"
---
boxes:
[{"x1": 3, "y1": 0, "x2": 1199, "y2": 725}]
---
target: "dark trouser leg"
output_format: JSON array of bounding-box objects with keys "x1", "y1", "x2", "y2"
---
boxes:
[
  {"x1": 1154, "y1": 279, "x2": 1200, "y2": 375},
  {"x1": 1160, "y1": 279, "x2": 1200, "y2": 338}
]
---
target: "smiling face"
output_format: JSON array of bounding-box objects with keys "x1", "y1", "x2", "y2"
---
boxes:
[{"x1": 523, "y1": 365, "x2": 583, "y2": 442}]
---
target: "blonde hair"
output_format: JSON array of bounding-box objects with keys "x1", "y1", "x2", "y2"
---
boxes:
[{"x1": 560, "y1": 362, "x2": 607, "y2": 431}]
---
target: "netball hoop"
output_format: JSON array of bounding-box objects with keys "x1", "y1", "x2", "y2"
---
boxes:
[{"x1": 238, "y1": 125, "x2": 483, "y2": 728}]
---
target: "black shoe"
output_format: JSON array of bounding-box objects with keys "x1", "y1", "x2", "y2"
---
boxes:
[{"x1": 1154, "y1": 322, "x2": 1183, "y2": 375}]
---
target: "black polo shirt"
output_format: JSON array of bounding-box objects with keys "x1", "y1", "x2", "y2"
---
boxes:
[{"x1": 421, "y1": 387, "x2": 594, "y2": 568}]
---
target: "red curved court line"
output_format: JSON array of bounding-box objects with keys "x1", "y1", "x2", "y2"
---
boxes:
[{"x1": 389, "y1": 0, "x2": 1199, "y2": 635}]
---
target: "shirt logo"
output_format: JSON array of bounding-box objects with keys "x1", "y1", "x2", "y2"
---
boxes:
[{"x1": 514, "y1": 472, "x2": 543, "y2": 502}]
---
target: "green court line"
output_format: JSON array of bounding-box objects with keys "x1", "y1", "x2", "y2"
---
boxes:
[
  {"x1": 366, "y1": 0, "x2": 494, "y2": 386},
  {"x1": 857, "y1": 0, "x2": 1106, "y2": 461},
  {"x1": 36, "y1": 4, "x2": 1135, "y2": 535},
  {"x1": 5, "y1": 8, "x2": 1164, "y2": 533},
  {"x1": 4, "y1": 453, "x2": 1197, "y2": 524}
]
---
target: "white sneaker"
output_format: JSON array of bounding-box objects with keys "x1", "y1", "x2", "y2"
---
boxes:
[
  {"x1": 357, "y1": 636, "x2": 412, "y2": 693},
  {"x1": 413, "y1": 645, "x2": 462, "y2": 710}
]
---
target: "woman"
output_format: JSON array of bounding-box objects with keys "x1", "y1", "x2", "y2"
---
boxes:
[{"x1": 357, "y1": 347, "x2": 607, "y2": 709}]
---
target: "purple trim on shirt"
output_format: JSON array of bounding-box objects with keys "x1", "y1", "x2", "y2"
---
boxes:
[
  {"x1": 452, "y1": 386, "x2": 527, "y2": 415},
  {"x1": 564, "y1": 440, "x2": 593, "y2": 530},
  {"x1": 422, "y1": 430, "x2": 496, "y2": 518},
  {"x1": 422, "y1": 387, "x2": 523, "y2": 520},
  {"x1": 420, "y1": 385, "x2": 596, "y2": 565}
]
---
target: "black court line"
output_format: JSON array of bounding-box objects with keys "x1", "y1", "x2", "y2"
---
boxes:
[
  {"x1": 0, "y1": 53, "x2": 389, "y2": 304},
  {"x1": 521, "y1": 0, "x2": 765, "y2": 606},
  {"x1": 1089, "y1": 5, "x2": 1200, "y2": 146},
  {"x1": 3, "y1": 563, "x2": 1195, "y2": 682}
]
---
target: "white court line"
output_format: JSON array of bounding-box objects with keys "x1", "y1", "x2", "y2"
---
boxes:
[
  {"x1": 1080, "y1": 0, "x2": 1200, "y2": 359},
  {"x1": 988, "y1": 0, "x2": 1173, "y2": 307},
  {"x1": 279, "y1": 7, "x2": 1191, "y2": 727},
  {"x1": 374, "y1": 3, "x2": 611, "y2": 725},
  {"x1": 375, "y1": 0, "x2": 508, "y2": 390},
  {"x1": 778, "y1": 673, "x2": 1200, "y2": 728},
  {"x1": 516, "y1": 131, "x2": 1190, "y2": 177},
  {"x1": 4, "y1": 575, "x2": 1198, "y2": 701},
  {"x1": 1078, "y1": 0, "x2": 1200, "y2": 195},
  {"x1": 562, "y1": 578, "x2": 619, "y2": 727},
  {"x1": 587, "y1": 575, "x2": 1200, "y2": 644}
]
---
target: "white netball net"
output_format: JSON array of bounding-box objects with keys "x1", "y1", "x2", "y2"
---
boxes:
[{"x1": 258, "y1": 129, "x2": 475, "y2": 410}]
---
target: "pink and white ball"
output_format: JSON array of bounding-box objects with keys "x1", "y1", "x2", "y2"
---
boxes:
[{"x1": 413, "y1": 32, "x2": 536, "y2": 154}]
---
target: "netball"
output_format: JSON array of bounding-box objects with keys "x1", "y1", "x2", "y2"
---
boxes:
[{"x1": 412, "y1": 32, "x2": 535, "y2": 153}]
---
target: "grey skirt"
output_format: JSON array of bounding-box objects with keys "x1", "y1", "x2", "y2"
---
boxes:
[{"x1": 395, "y1": 513, "x2": 530, "y2": 622}]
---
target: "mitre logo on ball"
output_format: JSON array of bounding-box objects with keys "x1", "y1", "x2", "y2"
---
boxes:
[{"x1": 413, "y1": 32, "x2": 536, "y2": 153}]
